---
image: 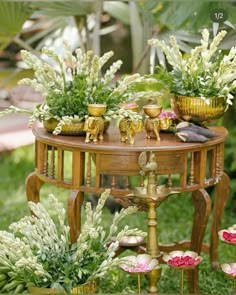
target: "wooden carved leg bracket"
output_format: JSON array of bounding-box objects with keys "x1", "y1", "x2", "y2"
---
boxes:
[
  {"x1": 68, "y1": 190, "x2": 84, "y2": 244},
  {"x1": 210, "y1": 172, "x2": 230, "y2": 270},
  {"x1": 188, "y1": 189, "x2": 211, "y2": 294},
  {"x1": 25, "y1": 172, "x2": 44, "y2": 203}
]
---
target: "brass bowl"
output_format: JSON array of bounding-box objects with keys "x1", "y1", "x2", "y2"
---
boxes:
[
  {"x1": 143, "y1": 104, "x2": 162, "y2": 118},
  {"x1": 28, "y1": 280, "x2": 97, "y2": 294},
  {"x1": 43, "y1": 119, "x2": 85, "y2": 136},
  {"x1": 43, "y1": 118, "x2": 109, "y2": 136},
  {"x1": 171, "y1": 95, "x2": 227, "y2": 123},
  {"x1": 87, "y1": 103, "x2": 106, "y2": 116},
  {"x1": 119, "y1": 102, "x2": 139, "y2": 112}
]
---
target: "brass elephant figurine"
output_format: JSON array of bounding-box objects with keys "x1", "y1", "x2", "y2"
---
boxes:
[
  {"x1": 144, "y1": 117, "x2": 171, "y2": 141},
  {"x1": 119, "y1": 117, "x2": 143, "y2": 145},
  {"x1": 84, "y1": 116, "x2": 105, "y2": 143}
]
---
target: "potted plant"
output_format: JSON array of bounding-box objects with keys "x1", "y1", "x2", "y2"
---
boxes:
[
  {"x1": 0, "y1": 42, "x2": 142, "y2": 135},
  {"x1": 0, "y1": 189, "x2": 147, "y2": 293},
  {"x1": 148, "y1": 29, "x2": 236, "y2": 123}
]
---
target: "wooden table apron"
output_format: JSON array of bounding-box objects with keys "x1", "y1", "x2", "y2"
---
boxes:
[{"x1": 26, "y1": 126, "x2": 230, "y2": 293}]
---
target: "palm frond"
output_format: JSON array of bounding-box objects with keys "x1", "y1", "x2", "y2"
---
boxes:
[
  {"x1": 104, "y1": 1, "x2": 130, "y2": 25},
  {"x1": 0, "y1": 1, "x2": 33, "y2": 49},
  {"x1": 33, "y1": 1, "x2": 97, "y2": 17}
]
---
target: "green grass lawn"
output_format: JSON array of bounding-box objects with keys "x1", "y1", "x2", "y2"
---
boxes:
[{"x1": 0, "y1": 144, "x2": 235, "y2": 294}]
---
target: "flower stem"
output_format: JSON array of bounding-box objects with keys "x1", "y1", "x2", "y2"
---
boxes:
[
  {"x1": 137, "y1": 273, "x2": 141, "y2": 294},
  {"x1": 180, "y1": 269, "x2": 184, "y2": 294}
]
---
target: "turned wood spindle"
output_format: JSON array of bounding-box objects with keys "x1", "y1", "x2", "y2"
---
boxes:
[
  {"x1": 50, "y1": 146, "x2": 55, "y2": 179},
  {"x1": 86, "y1": 153, "x2": 92, "y2": 186},
  {"x1": 189, "y1": 152, "x2": 195, "y2": 185}
]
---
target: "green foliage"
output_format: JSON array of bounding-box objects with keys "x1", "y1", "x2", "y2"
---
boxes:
[
  {"x1": 0, "y1": 1, "x2": 33, "y2": 50},
  {"x1": 139, "y1": 0, "x2": 236, "y2": 32},
  {"x1": 148, "y1": 29, "x2": 236, "y2": 103},
  {"x1": 0, "y1": 44, "x2": 142, "y2": 134},
  {"x1": 0, "y1": 186, "x2": 146, "y2": 292}
]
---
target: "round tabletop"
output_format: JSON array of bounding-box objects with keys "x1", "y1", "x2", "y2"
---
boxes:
[{"x1": 33, "y1": 126, "x2": 228, "y2": 152}]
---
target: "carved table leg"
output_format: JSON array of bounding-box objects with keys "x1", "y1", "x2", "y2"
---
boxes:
[
  {"x1": 68, "y1": 190, "x2": 84, "y2": 244},
  {"x1": 188, "y1": 189, "x2": 211, "y2": 294},
  {"x1": 210, "y1": 172, "x2": 230, "y2": 270},
  {"x1": 25, "y1": 172, "x2": 44, "y2": 203}
]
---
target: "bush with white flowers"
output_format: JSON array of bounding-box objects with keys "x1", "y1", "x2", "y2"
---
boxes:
[
  {"x1": 148, "y1": 29, "x2": 236, "y2": 105},
  {"x1": 0, "y1": 189, "x2": 146, "y2": 293},
  {"x1": 0, "y1": 43, "x2": 142, "y2": 135}
]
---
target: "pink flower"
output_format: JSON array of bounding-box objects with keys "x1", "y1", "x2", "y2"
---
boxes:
[
  {"x1": 218, "y1": 225, "x2": 236, "y2": 245},
  {"x1": 163, "y1": 250, "x2": 202, "y2": 269},
  {"x1": 120, "y1": 254, "x2": 160, "y2": 274},
  {"x1": 221, "y1": 263, "x2": 236, "y2": 277},
  {"x1": 167, "y1": 255, "x2": 201, "y2": 267},
  {"x1": 159, "y1": 110, "x2": 177, "y2": 119}
]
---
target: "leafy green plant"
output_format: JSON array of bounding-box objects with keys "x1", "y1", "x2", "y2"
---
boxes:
[
  {"x1": 0, "y1": 42, "x2": 142, "y2": 134},
  {"x1": 148, "y1": 29, "x2": 236, "y2": 104},
  {"x1": 0, "y1": 189, "x2": 146, "y2": 293}
]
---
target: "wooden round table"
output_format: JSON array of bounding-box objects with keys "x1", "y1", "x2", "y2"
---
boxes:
[{"x1": 26, "y1": 126, "x2": 230, "y2": 293}]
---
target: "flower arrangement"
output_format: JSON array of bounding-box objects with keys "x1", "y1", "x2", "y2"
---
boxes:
[
  {"x1": 148, "y1": 29, "x2": 236, "y2": 105},
  {"x1": 0, "y1": 189, "x2": 146, "y2": 293},
  {"x1": 0, "y1": 43, "x2": 142, "y2": 135}
]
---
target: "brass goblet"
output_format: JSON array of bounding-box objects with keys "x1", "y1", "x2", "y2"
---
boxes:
[
  {"x1": 143, "y1": 105, "x2": 162, "y2": 118},
  {"x1": 87, "y1": 104, "x2": 107, "y2": 116}
]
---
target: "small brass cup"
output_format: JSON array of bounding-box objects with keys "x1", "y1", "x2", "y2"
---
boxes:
[
  {"x1": 143, "y1": 105, "x2": 162, "y2": 118},
  {"x1": 87, "y1": 104, "x2": 107, "y2": 116}
]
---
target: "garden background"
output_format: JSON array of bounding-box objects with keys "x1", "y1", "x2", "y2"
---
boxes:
[{"x1": 0, "y1": 0, "x2": 236, "y2": 293}]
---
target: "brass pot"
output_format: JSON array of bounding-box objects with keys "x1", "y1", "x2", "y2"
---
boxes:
[
  {"x1": 171, "y1": 95, "x2": 227, "y2": 123},
  {"x1": 87, "y1": 104, "x2": 107, "y2": 116},
  {"x1": 28, "y1": 280, "x2": 97, "y2": 294},
  {"x1": 143, "y1": 104, "x2": 162, "y2": 118},
  {"x1": 43, "y1": 118, "x2": 109, "y2": 136},
  {"x1": 43, "y1": 118, "x2": 85, "y2": 136}
]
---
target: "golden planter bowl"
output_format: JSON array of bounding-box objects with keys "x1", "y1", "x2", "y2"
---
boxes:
[
  {"x1": 87, "y1": 104, "x2": 107, "y2": 116},
  {"x1": 43, "y1": 118, "x2": 85, "y2": 136},
  {"x1": 43, "y1": 118, "x2": 109, "y2": 136},
  {"x1": 28, "y1": 280, "x2": 97, "y2": 294},
  {"x1": 171, "y1": 95, "x2": 227, "y2": 123},
  {"x1": 143, "y1": 104, "x2": 162, "y2": 118}
]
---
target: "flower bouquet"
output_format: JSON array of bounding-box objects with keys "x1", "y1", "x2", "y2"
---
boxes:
[
  {"x1": 0, "y1": 43, "x2": 142, "y2": 135},
  {"x1": 148, "y1": 29, "x2": 236, "y2": 123},
  {"x1": 0, "y1": 189, "x2": 146, "y2": 293}
]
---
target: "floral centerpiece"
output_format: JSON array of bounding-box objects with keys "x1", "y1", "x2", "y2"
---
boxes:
[
  {"x1": 0, "y1": 43, "x2": 142, "y2": 135},
  {"x1": 148, "y1": 29, "x2": 236, "y2": 123},
  {"x1": 0, "y1": 189, "x2": 146, "y2": 293}
]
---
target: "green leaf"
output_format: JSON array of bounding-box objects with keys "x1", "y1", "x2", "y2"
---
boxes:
[
  {"x1": 104, "y1": 1, "x2": 130, "y2": 25},
  {"x1": 33, "y1": 1, "x2": 97, "y2": 17},
  {"x1": 0, "y1": 1, "x2": 33, "y2": 49}
]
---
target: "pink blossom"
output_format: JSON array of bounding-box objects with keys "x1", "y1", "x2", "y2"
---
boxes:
[
  {"x1": 167, "y1": 255, "x2": 201, "y2": 268},
  {"x1": 122, "y1": 262, "x2": 152, "y2": 273},
  {"x1": 221, "y1": 263, "x2": 236, "y2": 277},
  {"x1": 159, "y1": 110, "x2": 177, "y2": 119},
  {"x1": 218, "y1": 227, "x2": 236, "y2": 245},
  {"x1": 120, "y1": 254, "x2": 160, "y2": 274},
  {"x1": 222, "y1": 231, "x2": 236, "y2": 243},
  {"x1": 163, "y1": 250, "x2": 202, "y2": 269}
]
